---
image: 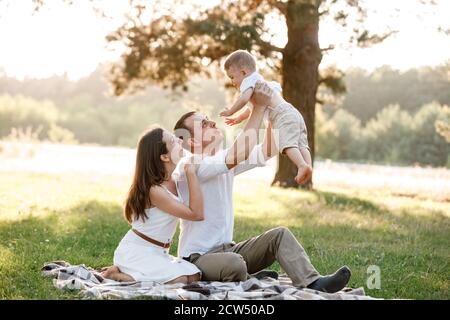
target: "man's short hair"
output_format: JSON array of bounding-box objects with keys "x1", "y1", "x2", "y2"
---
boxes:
[
  {"x1": 224, "y1": 50, "x2": 256, "y2": 72},
  {"x1": 174, "y1": 111, "x2": 196, "y2": 142}
]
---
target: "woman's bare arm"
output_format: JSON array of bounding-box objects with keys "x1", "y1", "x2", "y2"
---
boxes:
[{"x1": 150, "y1": 167, "x2": 204, "y2": 221}]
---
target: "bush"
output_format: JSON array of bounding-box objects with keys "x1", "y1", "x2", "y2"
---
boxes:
[
  {"x1": 0, "y1": 95, "x2": 58, "y2": 139},
  {"x1": 47, "y1": 124, "x2": 78, "y2": 144},
  {"x1": 316, "y1": 106, "x2": 363, "y2": 160},
  {"x1": 410, "y1": 102, "x2": 450, "y2": 166},
  {"x1": 316, "y1": 102, "x2": 450, "y2": 167},
  {"x1": 436, "y1": 119, "x2": 450, "y2": 143},
  {"x1": 362, "y1": 105, "x2": 413, "y2": 164}
]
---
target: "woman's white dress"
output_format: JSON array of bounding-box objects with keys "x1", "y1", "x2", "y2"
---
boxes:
[{"x1": 113, "y1": 185, "x2": 201, "y2": 283}]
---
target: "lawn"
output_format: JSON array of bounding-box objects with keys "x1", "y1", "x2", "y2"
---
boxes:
[{"x1": 0, "y1": 171, "x2": 448, "y2": 299}]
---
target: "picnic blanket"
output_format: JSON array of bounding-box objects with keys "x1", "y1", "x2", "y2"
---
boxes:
[{"x1": 41, "y1": 261, "x2": 381, "y2": 300}]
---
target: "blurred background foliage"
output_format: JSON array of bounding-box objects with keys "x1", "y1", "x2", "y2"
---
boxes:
[{"x1": 1, "y1": 63, "x2": 449, "y2": 167}]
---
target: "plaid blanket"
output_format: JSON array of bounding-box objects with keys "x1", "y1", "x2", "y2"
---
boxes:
[{"x1": 41, "y1": 261, "x2": 381, "y2": 300}]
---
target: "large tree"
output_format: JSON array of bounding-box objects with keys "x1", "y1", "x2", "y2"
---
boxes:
[
  {"x1": 105, "y1": 0, "x2": 399, "y2": 188},
  {"x1": 31, "y1": 0, "x2": 437, "y2": 187}
]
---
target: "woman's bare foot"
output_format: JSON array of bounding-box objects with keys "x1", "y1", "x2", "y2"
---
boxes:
[
  {"x1": 187, "y1": 273, "x2": 201, "y2": 283},
  {"x1": 100, "y1": 265, "x2": 135, "y2": 282},
  {"x1": 99, "y1": 265, "x2": 118, "y2": 278},
  {"x1": 165, "y1": 273, "x2": 201, "y2": 285}
]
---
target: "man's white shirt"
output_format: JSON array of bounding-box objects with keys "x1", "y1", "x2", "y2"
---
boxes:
[{"x1": 173, "y1": 144, "x2": 266, "y2": 258}]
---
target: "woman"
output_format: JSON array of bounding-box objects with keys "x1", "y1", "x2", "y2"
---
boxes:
[{"x1": 102, "y1": 127, "x2": 203, "y2": 284}]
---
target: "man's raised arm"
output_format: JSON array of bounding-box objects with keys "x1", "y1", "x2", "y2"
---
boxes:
[
  {"x1": 262, "y1": 121, "x2": 278, "y2": 161},
  {"x1": 225, "y1": 82, "x2": 273, "y2": 170}
]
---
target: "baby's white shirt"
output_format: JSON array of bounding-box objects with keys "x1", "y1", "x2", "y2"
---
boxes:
[
  {"x1": 239, "y1": 72, "x2": 282, "y2": 124},
  {"x1": 239, "y1": 72, "x2": 282, "y2": 94}
]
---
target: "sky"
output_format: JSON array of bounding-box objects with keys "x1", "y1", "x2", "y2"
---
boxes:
[{"x1": 0, "y1": 0, "x2": 449, "y2": 80}]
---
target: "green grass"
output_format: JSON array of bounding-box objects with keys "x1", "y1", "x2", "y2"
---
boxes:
[{"x1": 0, "y1": 171, "x2": 448, "y2": 299}]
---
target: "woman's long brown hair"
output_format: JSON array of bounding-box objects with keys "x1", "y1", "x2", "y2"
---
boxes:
[{"x1": 124, "y1": 127, "x2": 168, "y2": 223}]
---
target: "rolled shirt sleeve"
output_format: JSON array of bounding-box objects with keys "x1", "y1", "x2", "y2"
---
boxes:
[
  {"x1": 173, "y1": 146, "x2": 265, "y2": 182},
  {"x1": 239, "y1": 72, "x2": 264, "y2": 94},
  {"x1": 232, "y1": 144, "x2": 266, "y2": 176},
  {"x1": 196, "y1": 148, "x2": 230, "y2": 181},
  {"x1": 173, "y1": 149, "x2": 230, "y2": 184}
]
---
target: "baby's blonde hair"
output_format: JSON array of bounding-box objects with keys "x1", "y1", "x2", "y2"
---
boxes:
[{"x1": 224, "y1": 50, "x2": 256, "y2": 72}]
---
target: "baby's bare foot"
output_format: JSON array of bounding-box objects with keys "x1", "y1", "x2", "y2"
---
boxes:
[{"x1": 295, "y1": 166, "x2": 312, "y2": 184}]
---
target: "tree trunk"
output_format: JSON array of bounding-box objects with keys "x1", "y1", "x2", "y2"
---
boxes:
[{"x1": 272, "y1": 0, "x2": 322, "y2": 189}]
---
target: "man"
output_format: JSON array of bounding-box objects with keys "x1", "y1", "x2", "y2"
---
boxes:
[{"x1": 172, "y1": 82, "x2": 351, "y2": 292}]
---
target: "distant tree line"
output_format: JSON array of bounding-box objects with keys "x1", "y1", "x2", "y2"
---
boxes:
[
  {"x1": 335, "y1": 64, "x2": 450, "y2": 123},
  {"x1": 0, "y1": 65, "x2": 449, "y2": 167},
  {"x1": 0, "y1": 67, "x2": 227, "y2": 146},
  {"x1": 316, "y1": 102, "x2": 450, "y2": 167}
]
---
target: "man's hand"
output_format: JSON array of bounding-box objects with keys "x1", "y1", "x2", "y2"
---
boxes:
[
  {"x1": 252, "y1": 81, "x2": 273, "y2": 108},
  {"x1": 224, "y1": 83, "x2": 267, "y2": 170}
]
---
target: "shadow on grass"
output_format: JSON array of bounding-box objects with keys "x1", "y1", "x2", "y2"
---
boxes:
[
  {"x1": 0, "y1": 198, "x2": 187, "y2": 299},
  {"x1": 319, "y1": 191, "x2": 384, "y2": 214},
  {"x1": 268, "y1": 189, "x2": 449, "y2": 238},
  {"x1": 233, "y1": 188, "x2": 449, "y2": 300},
  {"x1": 0, "y1": 194, "x2": 448, "y2": 300},
  {"x1": 233, "y1": 213, "x2": 449, "y2": 300},
  {"x1": 0, "y1": 200, "x2": 129, "y2": 299}
]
